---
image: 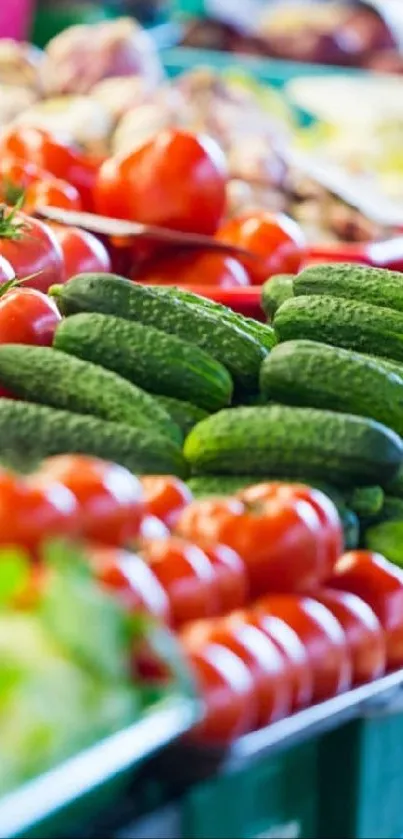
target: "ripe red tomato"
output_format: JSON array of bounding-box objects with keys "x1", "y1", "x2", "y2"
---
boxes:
[
  {"x1": 139, "y1": 475, "x2": 193, "y2": 530},
  {"x1": 199, "y1": 543, "x2": 248, "y2": 614},
  {"x1": 0, "y1": 286, "x2": 61, "y2": 346},
  {"x1": 0, "y1": 157, "x2": 44, "y2": 204},
  {"x1": 313, "y1": 589, "x2": 386, "y2": 685},
  {"x1": 94, "y1": 129, "x2": 228, "y2": 235},
  {"x1": 0, "y1": 470, "x2": 79, "y2": 551},
  {"x1": 255, "y1": 594, "x2": 352, "y2": 702},
  {"x1": 216, "y1": 211, "x2": 306, "y2": 284},
  {"x1": 50, "y1": 223, "x2": 111, "y2": 281},
  {"x1": 138, "y1": 514, "x2": 170, "y2": 542},
  {"x1": 33, "y1": 455, "x2": 145, "y2": 546},
  {"x1": 0, "y1": 206, "x2": 64, "y2": 292},
  {"x1": 24, "y1": 177, "x2": 82, "y2": 213},
  {"x1": 141, "y1": 537, "x2": 219, "y2": 626},
  {"x1": 327, "y1": 550, "x2": 403, "y2": 670},
  {"x1": 0, "y1": 255, "x2": 15, "y2": 284},
  {"x1": 186, "y1": 643, "x2": 256, "y2": 744},
  {"x1": 133, "y1": 250, "x2": 250, "y2": 289}
]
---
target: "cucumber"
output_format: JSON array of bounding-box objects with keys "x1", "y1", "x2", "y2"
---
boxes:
[
  {"x1": 295, "y1": 263, "x2": 403, "y2": 312},
  {"x1": 274, "y1": 295, "x2": 403, "y2": 363},
  {"x1": 0, "y1": 344, "x2": 182, "y2": 444},
  {"x1": 374, "y1": 495, "x2": 403, "y2": 523},
  {"x1": 339, "y1": 507, "x2": 360, "y2": 550},
  {"x1": 51, "y1": 273, "x2": 267, "y2": 392},
  {"x1": 261, "y1": 274, "x2": 294, "y2": 320},
  {"x1": 386, "y1": 465, "x2": 403, "y2": 498},
  {"x1": 187, "y1": 474, "x2": 344, "y2": 506},
  {"x1": 0, "y1": 399, "x2": 187, "y2": 477},
  {"x1": 155, "y1": 395, "x2": 208, "y2": 437},
  {"x1": 365, "y1": 520, "x2": 403, "y2": 566},
  {"x1": 184, "y1": 404, "x2": 403, "y2": 487},
  {"x1": 260, "y1": 339, "x2": 403, "y2": 436},
  {"x1": 54, "y1": 313, "x2": 232, "y2": 413},
  {"x1": 345, "y1": 486, "x2": 384, "y2": 518}
]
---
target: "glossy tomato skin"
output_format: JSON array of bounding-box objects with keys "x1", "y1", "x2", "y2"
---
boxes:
[
  {"x1": 327, "y1": 550, "x2": 403, "y2": 670},
  {"x1": 139, "y1": 475, "x2": 193, "y2": 530},
  {"x1": 0, "y1": 157, "x2": 44, "y2": 202},
  {"x1": 0, "y1": 287, "x2": 61, "y2": 346},
  {"x1": 313, "y1": 588, "x2": 386, "y2": 685},
  {"x1": 24, "y1": 177, "x2": 82, "y2": 213},
  {"x1": 0, "y1": 209, "x2": 64, "y2": 293},
  {"x1": 94, "y1": 129, "x2": 228, "y2": 235},
  {"x1": 50, "y1": 223, "x2": 111, "y2": 280},
  {"x1": 255, "y1": 594, "x2": 352, "y2": 702},
  {"x1": 138, "y1": 514, "x2": 170, "y2": 542},
  {"x1": 216, "y1": 211, "x2": 306, "y2": 284},
  {"x1": 141, "y1": 537, "x2": 219, "y2": 627},
  {"x1": 0, "y1": 256, "x2": 15, "y2": 284},
  {"x1": 133, "y1": 250, "x2": 250, "y2": 289},
  {"x1": 199, "y1": 543, "x2": 249, "y2": 614},
  {"x1": 0, "y1": 470, "x2": 79, "y2": 552}
]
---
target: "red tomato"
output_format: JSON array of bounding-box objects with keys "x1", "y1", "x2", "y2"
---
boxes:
[
  {"x1": 187, "y1": 643, "x2": 256, "y2": 744},
  {"x1": 327, "y1": 550, "x2": 403, "y2": 670},
  {"x1": 50, "y1": 223, "x2": 111, "y2": 281},
  {"x1": 176, "y1": 492, "x2": 324, "y2": 598},
  {"x1": 313, "y1": 589, "x2": 386, "y2": 685},
  {"x1": 139, "y1": 475, "x2": 193, "y2": 530},
  {"x1": 24, "y1": 177, "x2": 82, "y2": 213},
  {"x1": 94, "y1": 129, "x2": 228, "y2": 235},
  {"x1": 0, "y1": 255, "x2": 15, "y2": 284},
  {"x1": 138, "y1": 514, "x2": 170, "y2": 542},
  {"x1": 133, "y1": 250, "x2": 250, "y2": 289},
  {"x1": 0, "y1": 286, "x2": 61, "y2": 346},
  {"x1": 0, "y1": 470, "x2": 79, "y2": 551},
  {"x1": 199, "y1": 543, "x2": 248, "y2": 614},
  {"x1": 216, "y1": 211, "x2": 306, "y2": 284},
  {"x1": 0, "y1": 206, "x2": 64, "y2": 292},
  {"x1": 33, "y1": 454, "x2": 145, "y2": 546},
  {"x1": 255, "y1": 594, "x2": 352, "y2": 702},
  {"x1": 0, "y1": 157, "x2": 44, "y2": 204},
  {"x1": 87, "y1": 544, "x2": 171, "y2": 623},
  {"x1": 141, "y1": 537, "x2": 219, "y2": 627}
]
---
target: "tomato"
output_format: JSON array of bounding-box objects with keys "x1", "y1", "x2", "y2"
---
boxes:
[
  {"x1": 176, "y1": 491, "x2": 324, "y2": 598},
  {"x1": 50, "y1": 223, "x2": 111, "y2": 281},
  {"x1": 327, "y1": 550, "x2": 403, "y2": 670},
  {"x1": 24, "y1": 177, "x2": 82, "y2": 214},
  {"x1": 199, "y1": 543, "x2": 248, "y2": 614},
  {"x1": 0, "y1": 255, "x2": 15, "y2": 284},
  {"x1": 216, "y1": 211, "x2": 306, "y2": 284},
  {"x1": 139, "y1": 475, "x2": 193, "y2": 530},
  {"x1": 313, "y1": 589, "x2": 386, "y2": 685},
  {"x1": 34, "y1": 455, "x2": 145, "y2": 546},
  {"x1": 186, "y1": 643, "x2": 256, "y2": 744},
  {"x1": 94, "y1": 129, "x2": 228, "y2": 235},
  {"x1": 0, "y1": 286, "x2": 61, "y2": 346},
  {"x1": 239, "y1": 483, "x2": 343, "y2": 578},
  {"x1": 87, "y1": 544, "x2": 171, "y2": 623},
  {"x1": 0, "y1": 470, "x2": 79, "y2": 551},
  {"x1": 141, "y1": 537, "x2": 219, "y2": 626},
  {"x1": 133, "y1": 250, "x2": 250, "y2": 289},
  {"x1": 0, "y1": 206, "x2": 64, "y2": 293},
  {"x1": 0, "y1": 157, "x2": 44, "y2": 204},
  {"x1": 255, "y1": 594, "x2": 352, "y2": 701},
  {"x1": 138, "y1": 514, "x2": 170, "y2": 542}
]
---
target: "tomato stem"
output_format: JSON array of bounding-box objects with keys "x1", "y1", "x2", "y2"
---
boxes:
[{"x1": 0, "y1": 199, "x2": 27, "y2": 241}]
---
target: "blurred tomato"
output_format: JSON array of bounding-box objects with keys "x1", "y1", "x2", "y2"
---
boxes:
[
  {"x1": 0, "y1": 157, "x2": 44, "y2": 204},
  {"x1": 0, "y1": 470, "x2": 79, "y2": 551},
  {"x1": 138, "y1": 514, "x2": 169, "y2": 542},
  {"x1": 0, "y1": 255, "x2": 15, "y2": 284},
  {"x1": 24, "y1": 177, "x2": 82, "y2": 213},
  {"x1": 0, "y1": 286, "x2": 61, "y2": 346},
  {"x1": 0, "y1": 206, "x2": 64, "y2": 292},
  {"x1": 216, "y1": 211, "x2": 306, "y2": 284},
  {"x1": 140, "y1": 475, "x2": 193, "y2": 529},
  {"x1": 50, "y1": 223, "x2": 111, "y2": 280},
  {"x1": 200, "y1": 543, "x2": 248, "y2": 614},
  {"x1": 133, "y1": 250, "x2": 250, "y2": 289}
]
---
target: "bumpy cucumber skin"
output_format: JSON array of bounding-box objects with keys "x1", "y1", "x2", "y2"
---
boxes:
[
  {"x1": 274, "y1": 295, "x2": 403, "y2": 362},
  {"x1": 52, "y1": 273, "x2": 266, "y2": 391},
  {"x1": 0, "y1": 399, "x2": 187, "y2": 477},
  {"x1": 184, "y1": 404, "x2": 403, "y2": 487},
  {"x1": 295, "y1": 263, "x2": 403, "y2": 312},
  {"x1": 0, "y1": 344, "x2": 182, "y2": 444},
  {"x1": 260, "y1": 339, "x2": 403, "y2": 436},
  {"x1": 54, "y1": 312, "x2": 232, "y2": 413},
  {"x1": 155, "y1": 395, "x2": 208, "y2": 437},
  {"x1": 261, "y1": 274, "x2": 294, "y2": 320},
  {"x1": 345, "y1": 485, "x2": 384, "y2": 518}
]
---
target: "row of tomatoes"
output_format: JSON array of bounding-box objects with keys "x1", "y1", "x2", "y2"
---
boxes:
[{"x1": 4, "y1": 455, "x2": 403, "y2": 746}]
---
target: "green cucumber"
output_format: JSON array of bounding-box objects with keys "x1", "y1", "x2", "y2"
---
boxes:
[
  {"x1": 155, "y1": 395, "x2": 208, "y2": 438},
  {"x1": 386, "y1": 465, "x2": 403, "y2": 498},
  {"x1": 261, "y1": 274, "x2": 294, "y2": 320},
  {"x1": 374, "y1": 495, "x2": 403, "y2": 523},
  {"x1": 339, "y1": 507, "x2": 360, "y2": 550},
  {"x1": 274, "y1": 295, "x2": 403, "y2": 362},
  {"x1": 260, "y1": 339, "x2": 403, "y2": 436},
  {"x1": 295, "y1": 263, "x2": 403, "y2": 312},
  {"x1": 187, "y1": 474, "x2": 344, "y2": 506},
  {"x1": 365, "y1": 520, "x2": 403, "y2": 566},
  {"x1": 54, "y1": 313, "x2": 232, "y2": 413},
  {"x1": 0, "y1": 344, "x2": 182, "y2": 444},
  {"x1": 184, "y1": 404, "x2": 403, "y2": 487},
  {"x1": 0, "y1": 399, "x2": 187, "y2": 477},
  {"x1": 51, "y1": 273, "x2": 267, "y2": 391},
  {"x1": 345, "y1": 486, "x2": 384, "y2": 518}
]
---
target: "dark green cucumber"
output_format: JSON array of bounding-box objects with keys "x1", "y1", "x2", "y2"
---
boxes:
[
  {"x1": 386, "y1": 465, "x2": 403, "y2": 498},
  {"x1": 295, "y1": 263, "x2": 403, "y2": 312},
  {"x1": 155, "y1": 395, "x2": 208, "y2": 438},
  {"x1": 184, "y1": 404, "x2": 403, "y2": 487},
  {"x1": 345, "y1": 486, "x2": 384, "y2": 518},
  {"x1": 339, "y1": 507, "x2": 360, "y2": 550},
  {"x1": 261, "y1": 274, "x2": 294, "y2": 320},
  {"x1": 54, "y1": 313, "x2": 232, "y2": 413},
  {"x1": 51, "y1": 273, "x2": 267, "y2": 391},
  {"x1": 187, "y1": 474, "x2": 344, "y2": 506},
  {"x1": 365, "y1": 520, "x2": 403, "y2": 566},
  {"x1": 0, "y1": 344, "x2": 182, "y2": 444},
  {"x1": 372, "y1": 495, "x2": 403, "y2": 523},
  {"x1": 274, "y1": 295, "x2": 403, "y2": 363},
  {"x1": 260, "y1": 339, "x2": 403, "y2": 436},
  {"x1": 0, "y1": 399, "x2": 187, "y2": 477}
]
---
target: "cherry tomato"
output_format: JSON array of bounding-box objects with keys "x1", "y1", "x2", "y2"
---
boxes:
[
  {"x1": 0, "y1": 157, "x2": 44, "y2": 204},
  {"x1": 216, "y1": 211, "x2": 306, "y2": 284},
  {"x1": 199, "y1": 543, "x2": 248, "y2": 614},
  {"x1": 255, "y1": 594, "x2": 352, "y2": 701},
  {"x1": 87, "y1": 544, "x2": 171, "y2": 623},
  {"x1": 24, "y1": 177, "x2": 82, "y2": 214},
  {"x1": 0, "y1": 470, "x2": 79, "y2": 552},
  {"x1": 94, "y1": 129, "x2": 228, "y2": 235},
  {"x1": 141, "y1": 537, "x2": 219, "y2": 627},
  {"x1": 187, "y1": 643, "x2": 256, "y2": 744},
  {"x1": 50, "y1": 223, "x2": 111, "y2": 281},
  {"x1": 133, "y1": 250, "x2": 250, "y2": 289},
  {"x1": 313, "y1": 589, "x2": 386, "y2": 685},
  {"x1": 0, "y1": 206, "x2": 64, "y2": 293},
  {"x1": 0, "y1": 286, "x2": 61, "y2": 346},
  {"x1": 33, "y1": 455, "x2": 145, "y2": 546},
  {"x1": 327, "y1": 550, "x2": 403, "y2": 670},
  {"x1": 139, "y1": 475, "x2": 193, "y2": 530}
]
